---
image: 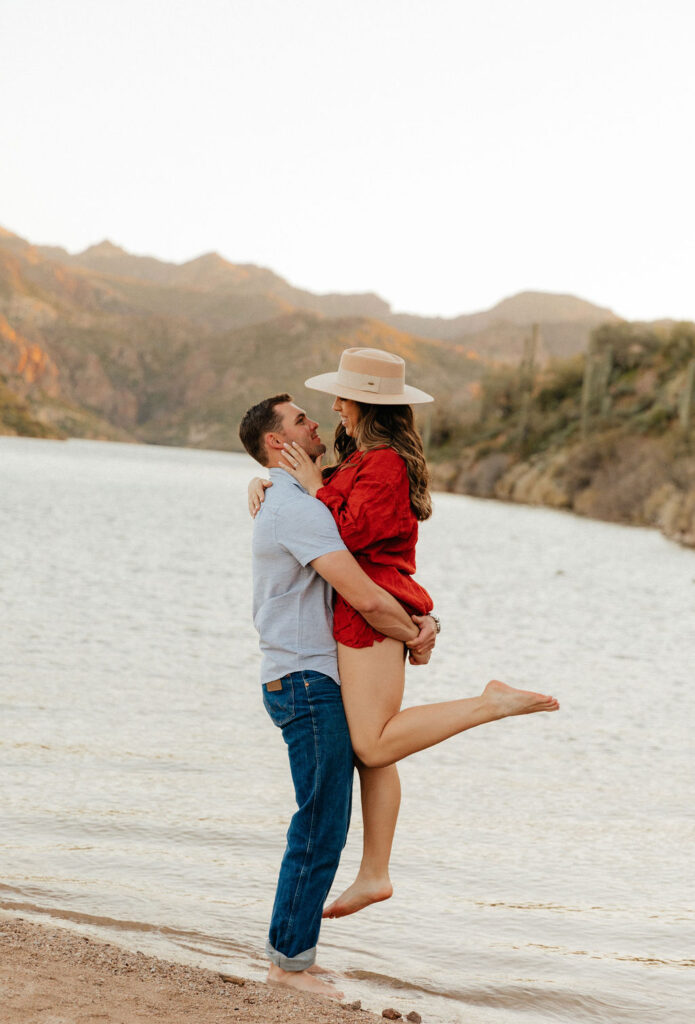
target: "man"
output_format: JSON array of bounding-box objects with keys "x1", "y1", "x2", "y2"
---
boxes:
[{"x1": 238, "y1": 394, "x2": 434, "y2": 1000}]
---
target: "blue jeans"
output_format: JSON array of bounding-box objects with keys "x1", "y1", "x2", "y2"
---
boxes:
[{"x1": 263, "y1": 670, "x2": 353, "y2": 971}]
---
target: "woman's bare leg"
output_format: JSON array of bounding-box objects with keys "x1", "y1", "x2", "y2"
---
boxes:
[
  {"x1": 323, "y1": 762, "x2": 400, "y2": 918},
  {"x1": 323, "y1": 643, "x2": 406, "y2": 919},
  {"x1": 339, "y1": 639, "x2": 560, "y2": 770},
  {"x1": 325, "y1": 639, "x2": 559, "y2": 918}
]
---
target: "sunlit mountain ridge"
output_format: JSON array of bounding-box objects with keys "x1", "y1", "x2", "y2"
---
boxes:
[{"x1": 0, "y1": 227, "x2": 483, "y2": 446}]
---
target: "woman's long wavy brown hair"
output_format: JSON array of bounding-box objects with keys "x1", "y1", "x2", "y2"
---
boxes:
[{"x1": 325, "y1": 403, "x2": 432, "y2": 521}]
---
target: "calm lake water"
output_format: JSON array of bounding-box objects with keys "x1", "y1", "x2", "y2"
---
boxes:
[{"x1": 1, "y1": 436, "x2": 693, "y2": 1023}]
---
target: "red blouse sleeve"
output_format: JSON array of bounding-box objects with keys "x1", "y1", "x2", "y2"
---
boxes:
[{"x1": 316, "y1": 449, "x2": 411, "y2": 553}]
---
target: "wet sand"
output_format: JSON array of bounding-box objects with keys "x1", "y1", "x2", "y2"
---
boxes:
[{"x1": 0, "y1": 916, "x2": 380, "y2": 1024}]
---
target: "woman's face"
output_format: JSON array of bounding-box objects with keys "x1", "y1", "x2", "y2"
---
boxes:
[{"x1": 332, "y1": 396, "x2": 362, "y2": 437}]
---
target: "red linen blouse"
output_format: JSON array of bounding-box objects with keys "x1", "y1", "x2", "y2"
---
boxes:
[{"x1": 316, "y1": 447, "x2": 433, "y2": 648}]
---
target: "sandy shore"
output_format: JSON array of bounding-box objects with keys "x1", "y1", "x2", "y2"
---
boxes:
[{"x1": 0, "y1": 916, "x2": 382, "y2": 1024}]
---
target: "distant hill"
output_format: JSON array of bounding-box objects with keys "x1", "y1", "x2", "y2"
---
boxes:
[
  {"x1": 0, "y1": 227, "x2": 480, "y2": 448},
  {"x1": 134, "y1": 312, "x2": 482, "y2": 450},
  {"x1": 35, "y1": 237, "x2": 392, "y2": 321},
  {"x1": 387, "y1": 291, "x2": 620, "y2": 362},
  {"x1": 11, "y1": 227, "x2": 620, "y2": 354}
]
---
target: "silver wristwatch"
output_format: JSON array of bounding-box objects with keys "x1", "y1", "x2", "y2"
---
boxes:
[{"x1": 430, "y1": 613, "x2": 441, "y2": 634}]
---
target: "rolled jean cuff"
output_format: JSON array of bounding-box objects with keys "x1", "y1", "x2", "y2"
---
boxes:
[{"x1": 265, "y1": 939, "x2": 316, "y2": 972}]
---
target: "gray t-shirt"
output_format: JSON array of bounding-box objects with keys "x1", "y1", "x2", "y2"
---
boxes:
[{"x1": 252, "y1": 467, "x2": 346, "y2": 686}]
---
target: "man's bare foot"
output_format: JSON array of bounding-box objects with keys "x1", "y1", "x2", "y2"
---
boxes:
[
  {"x1": 322, "y1": 876, "x2": 393, "y2": 919},
  {"x1": 267, "y1": 963, "x2": 344, "y2": 1000},
  {"x1": 483, "y1": 679, "x2": 560, "y2": 719}
]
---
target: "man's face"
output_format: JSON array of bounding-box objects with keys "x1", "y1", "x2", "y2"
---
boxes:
[{"x1": 273, "y1": 402, "x2": 326, "y2": 460}]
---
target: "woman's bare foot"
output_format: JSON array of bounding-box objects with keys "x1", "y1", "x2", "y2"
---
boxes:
[
  {"x1": 267, "y1": 963, "x2": 344, "y2": 1000},
  {"x1": 322, "y1": 875, "x2": 393, "y2": 919},
  {"x1": 483, "y1": 679, "x2": 560, "y2": 719}
]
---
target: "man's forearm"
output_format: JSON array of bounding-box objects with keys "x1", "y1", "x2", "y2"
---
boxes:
[{"x1": 310, "y1": 550, "x2": 419, "y2": 643}]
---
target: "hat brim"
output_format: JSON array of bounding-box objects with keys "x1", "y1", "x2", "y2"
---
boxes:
[{"x1": 304, "y1": 372, "x2": 434, "y2": 405}]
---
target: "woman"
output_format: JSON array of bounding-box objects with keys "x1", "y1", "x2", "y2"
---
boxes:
[{"x1": 250, "y1": 348, "x2": 559, "y2": 919}]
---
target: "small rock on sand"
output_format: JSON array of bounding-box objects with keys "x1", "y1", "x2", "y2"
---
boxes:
[
  {"x1": 406, "y1": 1013, "x2": 422, "y2": 1023},
  {"x1": 343, "y1": 1000, "x2": 362, "y2": 1011},
  {"x1": 382, "y1": 1011, "x2": 402, "y2": 1020}
]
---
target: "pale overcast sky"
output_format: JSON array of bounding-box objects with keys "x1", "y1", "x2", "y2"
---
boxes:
[{"x1": 2, "y1": 0, "x2": 694, "y2": 320}]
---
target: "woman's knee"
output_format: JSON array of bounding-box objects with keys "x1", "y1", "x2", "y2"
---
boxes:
[{"x1": 352, "y1": 740, "x2": 388, "y2": 770}]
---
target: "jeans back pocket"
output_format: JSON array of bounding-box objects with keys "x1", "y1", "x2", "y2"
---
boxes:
[{"x1": 262, "y1": 678, "x2": 296, "y2": 727}]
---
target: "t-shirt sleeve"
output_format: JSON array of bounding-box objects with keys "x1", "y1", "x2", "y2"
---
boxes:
[{"x1": 275, "y1": 494, "x2": 347, "y2": 567}]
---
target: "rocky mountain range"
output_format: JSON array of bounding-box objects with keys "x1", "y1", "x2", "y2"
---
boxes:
[{"x1": 0, "y1": 226, "x2": 620, "y2": 449}]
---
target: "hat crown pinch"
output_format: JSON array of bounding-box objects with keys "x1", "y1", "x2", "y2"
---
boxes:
[{"x1": 339, "y1": 347, "x2": 405, "y2": 382}]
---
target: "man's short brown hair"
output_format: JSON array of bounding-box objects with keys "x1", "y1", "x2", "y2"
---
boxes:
[{"x1": 238, "y1": 394, "x2": 292, "y2": 466}]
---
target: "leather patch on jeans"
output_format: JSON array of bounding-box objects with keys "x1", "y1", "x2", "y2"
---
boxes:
[{"x1": 266, "y1": 679, "x2": 283, "y2": 692}]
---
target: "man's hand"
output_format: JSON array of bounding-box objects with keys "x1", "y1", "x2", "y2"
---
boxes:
[
  {"x1": 248, "y1": 477, "x2": 272, "y2": 517},
  {"x1": 406, "y1": 613, "x2": 437, "y2": 665}
]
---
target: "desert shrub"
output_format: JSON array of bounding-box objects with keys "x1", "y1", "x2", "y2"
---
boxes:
[
  {"x1": 478, "y1": 367, "x2": 522, "y2": 422},
  {"x1": 632, "y1": 403, "x2": 675, "y2": 436},
  {"x1": 0, "y1": 391, "x2": 52, "y2": 437},
  {"x1": 663, "y1": 322, "x2": 695, "y2": 368},
  {"x1": 428, "y1": 406, "x2": 461, "y2": 449},
  {"x1": 473, "y1": 441, "x2": 496, "y2": 459},
  {"x1": 611, "y1": 368, "x2": 642, "y2": 397},
  {"x1": 536, "y1": 358, "x2": 584, "y2": 411},
  {"x1": 592, "y1": 322, "x2": 663, "y2": 371}
]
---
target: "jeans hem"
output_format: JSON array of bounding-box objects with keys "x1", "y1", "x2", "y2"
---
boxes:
[{"x1": 265, "y1": 938, "x2": 317, "y2": 972}]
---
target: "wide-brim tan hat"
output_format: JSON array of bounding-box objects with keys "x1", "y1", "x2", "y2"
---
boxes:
[{"x1": 305, "y1": 347, "x2": 434, "y2": 405}]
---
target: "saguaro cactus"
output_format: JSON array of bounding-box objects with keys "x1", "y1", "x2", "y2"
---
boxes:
[
  {"x1": 517, "y1": 324, "x2": 538, "y2": 448},
  {"x1": 679, "y1": 358, "x2": 695, "y2": 435},
  {"x1": 581, "y1": 336, "x2": 613, "y2": 435}
]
